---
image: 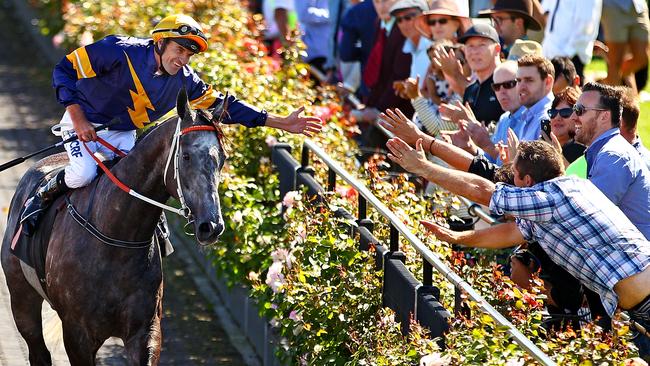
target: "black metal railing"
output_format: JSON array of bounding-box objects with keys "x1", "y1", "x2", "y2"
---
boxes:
[{"x1": 272, "y1": 140, "x2": 556, "y2": 366}]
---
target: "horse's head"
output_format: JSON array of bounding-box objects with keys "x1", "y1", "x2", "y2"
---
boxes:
[{"x1": 172, "y1": 89, "x2": 227, "y2": 245}]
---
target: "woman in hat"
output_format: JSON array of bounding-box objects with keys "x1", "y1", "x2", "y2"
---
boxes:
[{"x1": 415, "y1": 0, "x2": 469, "y2": 43}]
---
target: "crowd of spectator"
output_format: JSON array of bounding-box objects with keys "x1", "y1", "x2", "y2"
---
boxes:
[{"x1": 248, "y1": 0, "x2": 650, "y2": 361}]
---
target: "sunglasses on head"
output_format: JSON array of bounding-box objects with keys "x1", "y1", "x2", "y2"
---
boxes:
[
  {"x1": 154, "y1": 24, "x2": 205, "y2": 38},
  {"x1": 491, "y1": 80, "x2": 517, "y2": 92},
  {"x1": 548, "y1": 107, "x2": 574, "y2": 119},
  {"x1": 426, "y1": 17, "x2": 450, "y2": 26},
  {"x1": 510, "y1": 248, "x2": 541, "y2": 272},
  {"x1": 395, "y1": 11, "x2": 420, "y2": 23},
  {"x1": 572, "y1": 103, "x2": 608, "y2": 117}
]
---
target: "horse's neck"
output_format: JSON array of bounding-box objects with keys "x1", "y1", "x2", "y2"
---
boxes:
[{"x1": 92, "y1": 122, "x2": 176, "y2": 241}]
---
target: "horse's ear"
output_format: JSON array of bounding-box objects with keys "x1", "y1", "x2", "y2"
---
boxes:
[
  {"x1": 176, "y1": 88, "x2": 191, "y2": 120},
  {"x1": 211, "y1": 91, "x2": 230, "y2": 125}
]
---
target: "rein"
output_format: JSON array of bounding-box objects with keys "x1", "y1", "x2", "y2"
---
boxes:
[{"x1": 83, "y1": 118, "x2": 218, "y2": 218}]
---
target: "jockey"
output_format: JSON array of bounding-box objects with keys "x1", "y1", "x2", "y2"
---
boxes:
[{"x1": 21, "y1": 14, "x2": 322, "y2": 236}]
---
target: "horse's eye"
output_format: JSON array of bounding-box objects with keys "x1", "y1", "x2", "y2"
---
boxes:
[{"x1": 182, "y1": 153, "x2": 190, "y2": 161}]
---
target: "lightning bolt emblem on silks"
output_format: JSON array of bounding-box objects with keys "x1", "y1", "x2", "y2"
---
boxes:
[{"x1": 124, "y1": 52, "x2": 155, "y2": 128}]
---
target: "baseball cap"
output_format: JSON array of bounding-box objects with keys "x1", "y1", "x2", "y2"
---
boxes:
[{"x1": 458, "y1": 23, "x2": 500, "y2": 44}]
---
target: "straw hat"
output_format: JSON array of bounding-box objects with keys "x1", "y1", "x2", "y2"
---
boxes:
[
  {"x1": 415, "y1": 0, "x2": 469, "y2": 41},
  {"x1": 506, "y1": 39, "x2": 543, "y2": 61}
]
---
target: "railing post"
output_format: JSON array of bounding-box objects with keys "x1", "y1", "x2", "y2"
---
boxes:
[
  {"x1": 423, "y1": 260, "x2": 432, "y2": 287},
  {"x1": 389, "y1": 224, "x2": 399, "y2": 252},
  {"x1": 358, "y1": 195, "x2": 367, "y2": 221},
  {"x1": 327, "y1": 168, "x2": 336, "y2": 192},
  {"x1": 301, "y1": 143, "x2": 310, "y2": 168}
]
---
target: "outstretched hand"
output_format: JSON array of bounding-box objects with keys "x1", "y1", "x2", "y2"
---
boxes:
[
  {"x1": 378, "y1": 108, "x2": 424, "y2": 146},
  {"x1": 419, "y1": 220, "x2": 462, "y2": 244},
  {"x1": 386, "y1": 137, "x2": 428, "y2": 174},
  {"x1": 268, "y1": 106, "x2": 323, "y2": 137}
]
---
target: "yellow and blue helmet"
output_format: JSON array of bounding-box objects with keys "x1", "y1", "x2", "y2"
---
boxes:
[{"x1": 151, "y1": 14, "x2": 208, "y2": 53}]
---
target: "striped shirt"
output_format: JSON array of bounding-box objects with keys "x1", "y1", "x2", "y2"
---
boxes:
[{"x1": 489, "y1": 176, "x2": 650, "y2": 316}]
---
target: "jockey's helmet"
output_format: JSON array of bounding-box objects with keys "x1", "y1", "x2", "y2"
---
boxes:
[{"x1": 151, "y1": 14, "x2": 208, "y2": 53}]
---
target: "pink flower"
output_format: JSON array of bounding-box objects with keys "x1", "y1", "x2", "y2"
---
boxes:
[
  {"x1": 282, "y1": 191, "x2": 301, "y2": 209},
  {"x1": 271, "y1": 248, "x2": 294, "y2": 269},
  {"x1": 265, "y1": 262, "x2": 285, "y2": 293},
  {"x1": 289, "y1": 310, "x2": 302, "y2": 322}
]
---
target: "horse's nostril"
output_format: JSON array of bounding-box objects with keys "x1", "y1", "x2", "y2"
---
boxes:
[{"x1": 198, "y1": 221, "x2": 216, "y2": 234}]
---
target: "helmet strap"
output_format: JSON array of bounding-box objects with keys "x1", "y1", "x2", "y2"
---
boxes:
[{"x1": 154, "y1": 39, "x2": 170, "y2": 76}]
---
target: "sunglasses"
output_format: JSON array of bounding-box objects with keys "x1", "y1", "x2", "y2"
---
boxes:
[
  {"x1": 395, "y1": 11, "x2": 420, "y2": 23},
  {"x1": 572, "y1": 103, "x2": 608, "y2": 117},
  {"x1": 491, "y1": 80, "x2": 517, "y2": 92},
  {"x1": 548, "y1": 107, "x2": 574, "y2": 119},
  {"x1": 426, "y1": 17, "x2": 450, "y2": 26}
]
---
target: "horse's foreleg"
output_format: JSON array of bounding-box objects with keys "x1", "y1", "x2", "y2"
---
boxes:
[
  {"x1": 124, "y1": 310, "x2": 162, "y2": 366},
  {"x1": 61, "y1": 322, "x2": 101, "y2": 366}
]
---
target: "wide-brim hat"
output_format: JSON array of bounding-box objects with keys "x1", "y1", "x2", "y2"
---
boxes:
[
  {"x1": 415, "y1": 0, "x2": 469, "y2": 41},
  {"x1": 477, "y1": 0, "x2": 542, "y2": 31},
  {"x1": 506, "y1": 39, "x2": 543, "y2": 61}
]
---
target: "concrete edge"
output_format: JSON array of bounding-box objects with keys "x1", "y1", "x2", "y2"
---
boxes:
[{"x1": 170, "y1": 228, "x2": 264, "y2": 366}]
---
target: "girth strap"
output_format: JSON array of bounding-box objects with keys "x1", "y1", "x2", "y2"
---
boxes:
[{"x1": 65, "y1": 195, "x2": 152, "y2": 249}]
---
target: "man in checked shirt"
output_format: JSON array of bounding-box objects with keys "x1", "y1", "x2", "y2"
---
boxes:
[{"x1": 386, "y1": 138, "x2": 650, "y2": 360}]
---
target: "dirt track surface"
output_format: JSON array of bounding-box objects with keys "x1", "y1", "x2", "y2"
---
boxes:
[{"x1": 0, "y1": 1, "x2": 246, "y2": 364}]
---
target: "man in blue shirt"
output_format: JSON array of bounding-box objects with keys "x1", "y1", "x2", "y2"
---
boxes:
[
  {"x1": 513, "y1": 54, "x2": 554, "y2": 141},
  {"x1": 21, "y1": 14, "x2": 322, "y2": 235},
  {"x1": 619, "y1": 86, "x2": 650, "y2": 170},
  {"x1": 295, "y1": 0, "x2": 332, "y2": 72},
  {"x1": 572, "y1": 82, "x2": 650, "y2": 239},
  {"x1": 385, "y1": 138, "x2": 650, "y2": 359}
]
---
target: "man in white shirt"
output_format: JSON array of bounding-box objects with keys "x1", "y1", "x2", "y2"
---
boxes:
[
  {"x1": 390, "y1": 0, "x2": 431, "y2": 88},
  {"x1": 540, "y1": 0, "x2": 602, "y2": 81},
  {"x1": 263, "y1": 0, "x2": 296, "y2": 52}
]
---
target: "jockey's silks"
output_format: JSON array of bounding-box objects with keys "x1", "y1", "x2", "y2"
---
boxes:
[{"x1": 53, "y1": 35, "x2": 268, "y2": 130}]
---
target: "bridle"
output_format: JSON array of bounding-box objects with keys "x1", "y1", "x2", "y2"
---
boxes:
[
  {"x1": 86, "y1": 112, "x2": 224, "y2": 220},
  {"x1": 163, "y1": 116, "x2": 219, "y2": 219}
]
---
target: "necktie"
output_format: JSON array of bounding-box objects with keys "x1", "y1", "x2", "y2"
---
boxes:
[{"x1": 363, "y1": 25, "x2": 387, "y2": 89}]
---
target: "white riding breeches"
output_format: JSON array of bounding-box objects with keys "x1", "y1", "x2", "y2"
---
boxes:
[{"x1": 58, "y1": 112, "x2": 136, "y2": 189}]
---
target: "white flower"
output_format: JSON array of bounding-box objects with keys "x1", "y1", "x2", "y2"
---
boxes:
[
  {"x1": 247, "y1": 271, "x2": 259, "y2": 282},
  {"x1": 265, "y1": 261, "x2": 285, "y2": 293},
  {"x1": 282, "y1": 191, "x2": 302, "y2": 209},
  {"x1": 269, "y1": 317, "x2": 280, "y2": 327},
  {"x1": 80, "y1": 31, "x2": 94, "y2": 46},
  {"x1": 504, "y1": 359, "x2": 524, "y2": 366},
  {"x1": 265, "y1": 135, "x2": 278, "y2": 147},
  {"x1": 420, "y1": 353, "x2": 452, "y2": 366},
  {"x1": 231, "y1": 210, "x2": 243, "y2": 224}
]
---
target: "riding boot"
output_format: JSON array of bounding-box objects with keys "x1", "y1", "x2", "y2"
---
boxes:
[
  {"x1": 156, "y1": 212, "x2": 174, "y2": 257},
  {"x1": 21, "y1": 170, "x2": 70, "y2": 237}
]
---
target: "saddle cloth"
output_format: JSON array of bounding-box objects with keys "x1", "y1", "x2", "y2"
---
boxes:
[{"x1": 11, "y1": 173, "x2": 66, "y2": 289}]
